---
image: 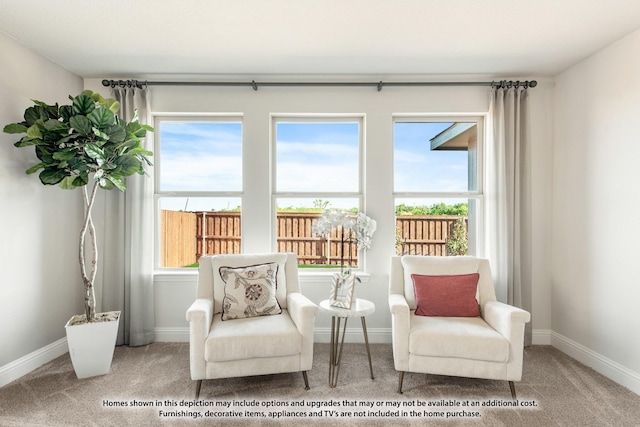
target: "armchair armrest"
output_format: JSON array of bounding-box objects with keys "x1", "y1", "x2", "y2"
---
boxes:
[
  {"x1": 287, "y1": 292, "x2": 318, "y2": 371},
  {"x1": 287, "y1": 292, "x2": 318, "y2": 334},
  {"x1": 186, "y1": 298, "x2": 213, "y2": 380},
  {"x1": 483, "y1": 300, "x2": 530, "y2": 342},
  {"x1": 389, "y1": 293, "x2": 410, "y2": 316},
  {"x1": 186, "y1": 298, "x2": 214, "y2": 339},
  {"x1": 388, "y1": 293, "x2": 411, "y2": 371}
]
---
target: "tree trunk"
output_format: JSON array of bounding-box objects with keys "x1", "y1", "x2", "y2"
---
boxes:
[{"x1": 79, "y1": 182, "x2": 100, "y2": 322}]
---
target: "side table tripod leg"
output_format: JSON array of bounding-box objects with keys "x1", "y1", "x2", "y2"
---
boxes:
[
  {"x1": 329, "y1": 316, "x2": 348, "y2": 388},
  {"x1": 361, "y1": 316, "x2": 374, "y2": 380}
]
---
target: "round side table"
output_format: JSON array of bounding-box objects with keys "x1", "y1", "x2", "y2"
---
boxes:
[{"x1": 319, "y1": 298, "x2": 375, "y2": 387}]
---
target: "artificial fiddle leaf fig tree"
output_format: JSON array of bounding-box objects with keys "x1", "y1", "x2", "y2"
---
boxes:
[{"x1": 3, "y1": 90, "x2": 153, "y2": 323}]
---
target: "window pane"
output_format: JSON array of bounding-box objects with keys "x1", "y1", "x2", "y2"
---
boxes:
[
  {"x1": 275, "y1": 198, "x2": 359, "y2": 268},
  {"x1": 159, "y1": 197, "x2": 241, "y2": 268},
  {"x1": 275, "y1": 122, "x2": 359, "y2": 192},
  {"x1": 395, "y1": 198, "x2": 474, "y2": 256},
  {"x1": 159, "y1": 121, "x2": 242, "y2": 192},
  {"x1": 394, "y1": 122, "x2": 477, "y2": 192}
]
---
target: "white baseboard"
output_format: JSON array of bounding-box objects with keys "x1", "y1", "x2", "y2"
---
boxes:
[
  {"x1": 550, "y1": 331, "x2": 640, "y2": 396},
  {"x1": 154, "y1": 327, "x2": 190, "y2": 342},
  {"x1": 313, "y1": 327, "x2": 392, "y2": 344},
  {"x1": 532, "y1": 328, "x2": 552, "y2": 345},
  {"x1": 0, "y1": 338, "x2": 68, "y2": 388}
]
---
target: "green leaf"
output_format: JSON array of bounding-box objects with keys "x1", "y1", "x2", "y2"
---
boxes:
[
  {"x1": 39, "y1": 168, "x2": 66, "y2": 185},
  {"x1": 69, "y1": 115, "x2": 92, "y2": 136},
  {"x1": 35, "y1": 146, "x2": 54, "y2": 164},
  {"x1": 104, "y1": 99, "x2": 121, "y2": 114},
  {"x1": 126, "y1": 147, "x2": 154, "y2": 157},
  {"x1": 15, "y1": 137, "x2": 43, "y2": 147},
  {"x1": 3, "y1": 123, "x2": 28, "y2": 134},
  {"x1": 43, "y1": 119, "x2": 68, "y2": 133},
  {"x1": 74, "y1": 173, "x2": 89, "y2": 187},
  {"x1": 24, "y1": 106, "x2": 48, "y2": 125},
  {"x1": 56, "y1": 133, "x2": 79, "y2": 145},
  {"x1": 25, "y1": 162, "x2": 45, "y2": 174},
  {"x1": 59, "y1": 105, "x2": 73, "y2": 121},
  {"x1": 31, "y1": 99, "x2": 53, "y2": 110},
  {"x1": 72, "y1": 94, "x2": 95, "y2": 115},
  {"x1": 84, "y1": 143, "x2": 105, "y2": 160},
  {"x1": 26, "y1": 124, "x2": 43, "y2": 139},
  {"x1": 88, "y1": 107, "x2": 115, "y2": 129},
  {"x1": 52, "y1": 150, "x2": 76, "y2": 161},
  {"x1": 67, "y1": 157, "x2": 88, "y2": 172},
  {"x1": 114, "y1": 156, "x2": 141, "y2": 177},
  {"x1": 93, "y1": 128, "x2": 110, "y2": 141},
  {"x1": 84, "y1": 90, "x2": 101, "y2": 102},
  {"x1": 104, "y1": 125, "x2": 126, "y2": 144},
  {"x1": 58, "y1": 176, "x2": 78, "y2": 190},
  {"x1": 104, "y1": 175, "x2": 126, "y2": 191},
  {"x1": 126, "y1": 121, "x2": 151, "y2": 138}
]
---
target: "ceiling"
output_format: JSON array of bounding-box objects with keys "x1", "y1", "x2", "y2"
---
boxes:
[{"x1": 1, "y1": 0, "x2": 640, "y2": 79}]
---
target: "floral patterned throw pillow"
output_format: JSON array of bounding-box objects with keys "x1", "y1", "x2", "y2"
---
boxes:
[{"x1": 219, "y1": 262, "x2": 283, "y2": 320}]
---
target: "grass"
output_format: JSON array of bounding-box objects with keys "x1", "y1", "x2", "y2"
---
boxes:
[{"x1": 179, "y1": 263, "x2": 352, "y2": 269}]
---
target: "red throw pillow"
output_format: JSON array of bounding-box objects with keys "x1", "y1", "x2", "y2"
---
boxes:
[{"x1": 411, "y1": 273, "x2": 480, "y2": 317}]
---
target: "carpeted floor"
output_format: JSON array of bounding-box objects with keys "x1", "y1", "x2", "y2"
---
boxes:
[{"x1": 1, "y1": 343, "x2": 639, "y2": 426}]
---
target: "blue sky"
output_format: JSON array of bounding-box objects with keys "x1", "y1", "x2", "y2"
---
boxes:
[
  {"x1": 393, "y1": 122, "x2": 469, "y2": 192},
  {"x1": 158, "y1": 120, "x2": 470, "y2": 211}
]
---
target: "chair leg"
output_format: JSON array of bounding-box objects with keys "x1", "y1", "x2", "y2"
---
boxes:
[
  {"x1": 508, "y1": 381, "x2": 516, "y2": 400},
  {"x1": 302, "y1": 371, "x2": 310, "y2": 390},
  {"x1": 195, "y1": 380, "x2": 203, "y2": 400},
  {"x1": 397, "y1": 371, "x2": 405, "y2": 394}
]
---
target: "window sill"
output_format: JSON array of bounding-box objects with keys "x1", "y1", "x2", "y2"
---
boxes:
[{"x1": 152, "y1": 269, "x2": 370, "y2": 285}]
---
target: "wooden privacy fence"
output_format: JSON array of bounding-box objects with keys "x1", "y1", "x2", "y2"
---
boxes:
[{"x1": 161, "y1": 210, "x2": 467, "y2": 267}]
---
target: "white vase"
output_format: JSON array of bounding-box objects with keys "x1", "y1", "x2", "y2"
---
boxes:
[{"x1": 65, "y1": 311, "x2": 120, "y2": 379}]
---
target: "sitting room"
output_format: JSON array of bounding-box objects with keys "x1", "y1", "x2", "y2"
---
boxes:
[{"x1": 1, "y1": 1, "x2": 640, "y2": 425}]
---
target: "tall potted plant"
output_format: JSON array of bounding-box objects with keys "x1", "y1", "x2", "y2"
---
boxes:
[{"x1": 3, "y1": 90, "x2": 153, "y2": 378}]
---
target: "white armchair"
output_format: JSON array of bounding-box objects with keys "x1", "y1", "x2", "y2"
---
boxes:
[
  {"x1": 186, "y1": 253, "x2": 318, "y2": 398},
  {"x1": 389, "y1": 256, "x2": 530, "y2": 398}
]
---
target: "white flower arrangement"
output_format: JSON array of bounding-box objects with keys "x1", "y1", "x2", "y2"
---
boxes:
[{"x1": 312, "y1": 209, "x2": 377, "y2": 250}]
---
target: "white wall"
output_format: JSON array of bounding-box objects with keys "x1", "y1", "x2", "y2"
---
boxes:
[
  {"x1": 552, "y1": 28, "x2": 640, "y2": 393},
  {"x1": 85, "y1": 77, "x2": 553, "y2": 344},
  {"x1": 0, "y1": 32, "x2": 83, "y2": 372}
]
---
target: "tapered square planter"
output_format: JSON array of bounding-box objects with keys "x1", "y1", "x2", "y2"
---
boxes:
[{"x1": 65, "y1": 311, "x2": 120, "y2": 379}]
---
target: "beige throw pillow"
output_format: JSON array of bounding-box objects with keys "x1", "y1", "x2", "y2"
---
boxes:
[{"x1": 219, "y1": 262, "x2": 283, "y2": 321}]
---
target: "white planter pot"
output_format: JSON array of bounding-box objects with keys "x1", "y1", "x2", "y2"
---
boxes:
[{"x1": 65, "y1": 311, "x2": 120, "y2": 379}]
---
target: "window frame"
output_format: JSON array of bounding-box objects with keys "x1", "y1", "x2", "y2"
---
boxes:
[
  {"x1": 392, "y1": 115, "x2": 485, "y2": 257},
  {"x1": 270, "y1": 114, "x2": 366, "y2": 270},
  {"x1": 153, "y1": 113, "x2": 244, "y2": 270}
]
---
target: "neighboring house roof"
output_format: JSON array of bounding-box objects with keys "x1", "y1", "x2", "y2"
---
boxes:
[{"x1": 430, "y1": 122, "x2": 476, "y2": 151}]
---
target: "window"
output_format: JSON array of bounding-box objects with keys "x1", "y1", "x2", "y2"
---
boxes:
[
  {"x1": 393, "y1": 118, "x2": 483, "y2": 256},
  {"x1": 155, "y1": 116, "x2": 243, "y2": 268},
  {"x1": 272, "y1": 117, "x2": 363, "y2": 268}
]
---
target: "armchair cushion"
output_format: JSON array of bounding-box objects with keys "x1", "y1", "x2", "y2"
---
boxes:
[
  {"x1": 411, "y1": 273, "x2": 480, "y2": 317},
  {"x1": 409, "y1": 315, "x2": 509, "y2": 362},
  {"x1": 219, "y1": 262, "x2": 282, "y2": 320},
  {"x1": 205, "y1": 311, "x2": 301, "y2": 362}
]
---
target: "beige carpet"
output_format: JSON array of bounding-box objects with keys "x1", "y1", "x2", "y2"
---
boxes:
[{"x1": 1, "y1": 343, "x2": 639, "y2": 426}]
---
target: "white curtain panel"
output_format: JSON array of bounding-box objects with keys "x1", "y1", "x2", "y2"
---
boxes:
[
  {"x1": 485, "y1": 86, "x2": 532, "y2": 346},
  {"x1": 98, "y1": 87, "x2": 155, "y2": 346}
]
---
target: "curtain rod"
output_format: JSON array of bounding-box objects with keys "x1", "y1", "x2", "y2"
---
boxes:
[{"x1": 102, "y1": 79, "x2": 537, "y2": 92}]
